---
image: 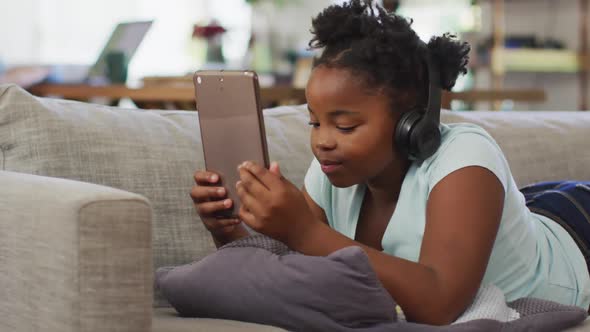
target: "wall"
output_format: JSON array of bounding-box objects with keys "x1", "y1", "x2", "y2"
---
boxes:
[{"x1": 0, "y1": 1, "x2": 40, "y2": 64}]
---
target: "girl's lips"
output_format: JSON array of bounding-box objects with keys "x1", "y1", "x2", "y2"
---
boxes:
[{"x1": 320, "y1": 163, "x2": 343, "y2": 174}]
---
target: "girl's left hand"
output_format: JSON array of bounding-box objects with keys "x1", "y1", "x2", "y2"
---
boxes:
[{"x1": 236, "y1": 161, "x2": 316, "y2": 245}]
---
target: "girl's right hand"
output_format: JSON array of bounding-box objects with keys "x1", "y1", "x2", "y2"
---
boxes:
[{"x1": 190, "y1": 170, "x2": 241, "y2": 236}]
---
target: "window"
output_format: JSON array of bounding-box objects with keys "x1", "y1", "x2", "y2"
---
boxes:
[{"x1": 1, "y1": 0, "x2": 249, "y2": 83}]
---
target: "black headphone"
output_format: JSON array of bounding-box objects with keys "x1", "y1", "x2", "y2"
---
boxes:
[{"x1": 394, "y1": 40, "x2": 442, "y2": 162}]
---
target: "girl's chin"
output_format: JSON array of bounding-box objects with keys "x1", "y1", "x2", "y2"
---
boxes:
[{"x1": 326, "y1": 174, "x2": 360, "y2": 188}]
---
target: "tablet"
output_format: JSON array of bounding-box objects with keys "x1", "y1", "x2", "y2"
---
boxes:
[{"x1": 194, "y1": 70, "x2": 270, "y2": 218}]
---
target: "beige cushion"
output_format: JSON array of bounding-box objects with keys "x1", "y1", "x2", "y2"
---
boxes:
[
  {"x1": 441, "y1": 110, "x2": 590, "y2": 187},
  {"x1": 0, "y1": 170, "x2": 152, "y2": 332},
  {"x1": 153, "y1": 308, "x2": 287, "y2": 332}
]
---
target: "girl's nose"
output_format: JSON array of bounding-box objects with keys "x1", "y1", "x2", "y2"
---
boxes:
[{"x1": 314, "y1": 130, "x2": 337, "y2": 151}]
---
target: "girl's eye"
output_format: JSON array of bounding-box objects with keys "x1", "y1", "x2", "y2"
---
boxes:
[
  {"x1": 337, "y1": 126, "x2": 357, "y2": 133},
  {"x1": 308, "y1": 122, "x2": 320, "y2": 128}
]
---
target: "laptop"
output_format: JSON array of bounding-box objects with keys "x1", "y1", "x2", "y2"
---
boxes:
[{"x1": 45, "y1": 21, "x2": 153, "y2": 84}]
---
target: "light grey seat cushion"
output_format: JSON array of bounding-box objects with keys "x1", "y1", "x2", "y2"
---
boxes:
[
  {"x1": 153, "y1": 308, "x2": 287, "y2": 332},
  {"x1": 0, "y1": 170, "x2": 153, "y2": 332}
]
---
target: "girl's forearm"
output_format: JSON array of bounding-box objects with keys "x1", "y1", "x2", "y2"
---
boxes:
[{"x1": 289, "y1": 221, "x2": 468, "y2": 325}]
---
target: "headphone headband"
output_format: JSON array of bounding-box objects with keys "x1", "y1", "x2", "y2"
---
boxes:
[
  {"x1": 418, "y1": 40, "x2": 441, "y2": 124},
  {"x1": 394, "y1": 39, "x2": 442, "y2": 162}
]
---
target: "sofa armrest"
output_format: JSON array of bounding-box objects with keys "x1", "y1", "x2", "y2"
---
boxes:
[{"x1": 0, "y1": 171, "x2": 153, "y2": 332}]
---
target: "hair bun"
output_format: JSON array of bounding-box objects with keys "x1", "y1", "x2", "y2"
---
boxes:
[
  {"x1": 309, "y1": 0, "x2": 379, "y2": 49},
  {"x1": 427, "y1": 33, "x2": 471, "y2": 91}
]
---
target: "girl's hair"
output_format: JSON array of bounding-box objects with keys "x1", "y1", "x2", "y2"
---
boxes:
[{"x1": 308, "y1": 0, "x2": 470, "y2": 111}]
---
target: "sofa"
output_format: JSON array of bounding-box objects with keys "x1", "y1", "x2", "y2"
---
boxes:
[{"x1": 0, "y1": 83, "x2": 589, "y2": 331}]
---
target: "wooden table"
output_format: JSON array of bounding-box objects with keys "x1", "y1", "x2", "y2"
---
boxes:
[
  {"x1": 29, "y1": 83, "x2": 546, "y2": 110},
  {"x1": 29, "y1": 83, "x2": 307, "y2": 110}
]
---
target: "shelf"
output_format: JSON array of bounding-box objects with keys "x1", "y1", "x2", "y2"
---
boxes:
[{"x1": 491, "y1": 48, "x2": 583, "y2": 74}]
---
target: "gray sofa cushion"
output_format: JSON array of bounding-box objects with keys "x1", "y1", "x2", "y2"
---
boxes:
[
  {"x1": 0, "y1": 85, "x2": 214, "y2": 278},
  {"x1": 0, "y1": 84, "x2": 313, "y2": 306},
  {"x1": 153, "y1": 308, "x2": 288, "y2": 332},
  {"x1": 0, "y1": 170, "x2": 153, "y2": 332},
  {"x1": 441, "y1": 111, "x2": 590, "y2": 187}
]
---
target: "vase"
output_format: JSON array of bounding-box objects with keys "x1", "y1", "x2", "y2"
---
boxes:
[
  {"x1": 205, "y1": 35, "x2": 225, "y2": 64},
  {"x1": 250, "y1": 2, "x2": 274, "y2": 73}
]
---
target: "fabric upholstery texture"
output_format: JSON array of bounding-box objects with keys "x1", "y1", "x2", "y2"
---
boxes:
[
  {"x1": 441, "y1": 111, "x2": 590, "y2": 187},
  {"x1": 0, "y1": 170, "x2": 152, "y2": 332},
  {"x1": 156, "y1": 235, "x2": 397, "y2": 331},
  {"x1": 153, "y1": 308, "x2": 287, "y2": 332},
  {"x1": 0, "y1": 84, "x2": 219, "y2": 275}
]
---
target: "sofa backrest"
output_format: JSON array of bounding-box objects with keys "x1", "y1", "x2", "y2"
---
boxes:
[
  {"x1": 2, "y1": 83, "x2": 590, "y2": 305},
  {"x1": 0, "y1": 84, "x2": 313, "y2": 306},
  {"x1": 441, "y1": 110, "x2": 590, "y2": 188}
]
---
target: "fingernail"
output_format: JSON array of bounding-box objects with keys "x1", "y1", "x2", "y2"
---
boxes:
[
  {"x1": 217, "y1": 188, "x2": 225, "y2": 195},
  {"x1": 211, "y1": 174, "x2": 218, "y2": 182},
  {"x1": 236, "y1": 181, "x2": 241, "y2": 189},
  {"x1": 244, "y1": 161, "x2": 252, "y2": 168},
  {"x1": 223, "y1": 199, "x2": 231, "y2": 207}
]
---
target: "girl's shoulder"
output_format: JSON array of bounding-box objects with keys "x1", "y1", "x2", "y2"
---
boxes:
[
  {"x1": 439, "y1": 122, "x2": 494, "y2": 141},
  {"x1": 419, "y1": 122, "x2": 510, "y2": 193},
  {"x1": 434, "y1": 122, "x2": 502, "y2": 159}
]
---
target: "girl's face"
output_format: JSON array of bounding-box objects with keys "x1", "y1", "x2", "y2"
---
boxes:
[{"x1": 305, "y1": 65, "x2": 404, "y2": 188}]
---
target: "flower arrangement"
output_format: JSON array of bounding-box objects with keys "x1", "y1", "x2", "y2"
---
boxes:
[
  {"x1": 192, "y1": 21, "x2": 227, "y2": 64},
  {"x1": 192, "y1": 22, "x2": 227, "y2": 40}
]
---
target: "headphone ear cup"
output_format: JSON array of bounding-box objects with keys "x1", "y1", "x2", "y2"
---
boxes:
[
  {"x1": 394, "y1": 110, "x2": 422, "y2": 159},
  {"x1": 409, "y1": 118, "x2": 441, "y2": 161}
]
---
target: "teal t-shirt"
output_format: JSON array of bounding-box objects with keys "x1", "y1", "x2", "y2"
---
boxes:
[{"x1": 304, "y1": 122, "x2": 590, "y2": 309}]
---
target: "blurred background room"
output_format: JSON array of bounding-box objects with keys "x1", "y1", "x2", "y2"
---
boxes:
[{"x1": 1, "y1": 0, "x2": 588, "y2": 111}]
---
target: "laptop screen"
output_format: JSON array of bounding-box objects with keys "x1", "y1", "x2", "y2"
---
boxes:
[{"x1": 88, "y1": 21, "x2": 153, "y2": 79}]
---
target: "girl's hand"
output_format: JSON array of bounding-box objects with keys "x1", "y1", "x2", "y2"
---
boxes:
[
  {"x1": 236, "y1": 161, "x2": 317, "y2": 245},
  {"x1": 190, "y1": 170, "x2": 241, "y2": 236}
]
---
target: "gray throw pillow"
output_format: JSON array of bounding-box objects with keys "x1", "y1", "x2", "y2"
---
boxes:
[{"x1": 156, "y1": 235, "x2": 397, "y2": 331}]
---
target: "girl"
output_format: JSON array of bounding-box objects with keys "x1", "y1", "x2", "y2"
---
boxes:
[{"x1": 191, "y1": 0, "x2": 590, "y2": 325}]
